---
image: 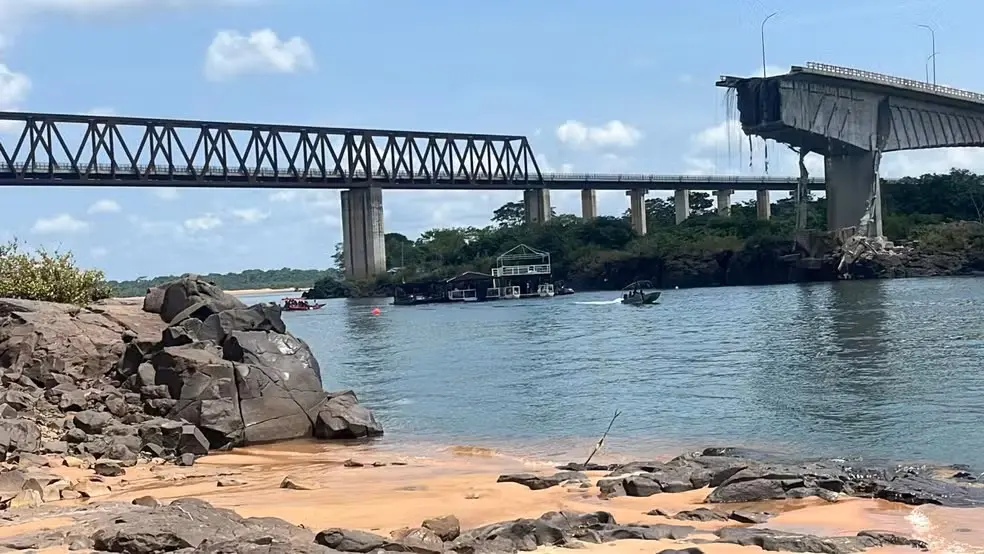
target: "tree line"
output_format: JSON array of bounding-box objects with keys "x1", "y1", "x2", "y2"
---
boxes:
[
  {"x1": 110, "y1": 267, "x2": 338, "y2": 298},
  {"x1": 311, "y1": 169, "x2": 984, "y2": 297}
]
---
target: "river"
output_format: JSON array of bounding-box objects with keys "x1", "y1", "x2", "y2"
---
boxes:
[{"x1": 244, "y1": 276, "x2": 984, "y2": 469}]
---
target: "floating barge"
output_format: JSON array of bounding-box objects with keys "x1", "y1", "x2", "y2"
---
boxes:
[{"x1": 392, "y1": 244, "x2": 573, "y2": 306}]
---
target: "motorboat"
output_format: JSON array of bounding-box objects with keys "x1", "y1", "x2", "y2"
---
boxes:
[
  {"x1": 282, "y1": 297, "x2": 326, "y2": 311},
  {"x1": 620, "y1": 280, "x2": 661, "y2": 305}
]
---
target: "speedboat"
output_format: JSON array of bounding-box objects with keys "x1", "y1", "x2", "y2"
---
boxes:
[
  {"x1": 282, "y1": 297, "x2": 326, "y2": 311},
  {"x1": 620, "y1": 281, "x2": 661, "y2": 305}
]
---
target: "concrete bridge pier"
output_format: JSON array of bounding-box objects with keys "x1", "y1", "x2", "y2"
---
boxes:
[
  {"x1": 341, "y1": 187, "x2": 386, "y2": 280},
  {"x1": 674, "y1": 189, "x2": 690, "y2": 224},
  {"x1": 715, "y1": 189, "x2": 732, "y2": 217},
  {"x1": 756, "y1": 189, "x2": 771, "y2": 220},
  {"x1": 581, "y1": 189, "x2": 597, "y2": 219},
  {"x1": 523, "y1": 188, "x2": 551, "y2": 224},
  {"x1": 825, "y1": 152, "x2": 882, "y2": 237},
  {"x1": 627, "y1": 188, "x2": 647, "y2": 235}
]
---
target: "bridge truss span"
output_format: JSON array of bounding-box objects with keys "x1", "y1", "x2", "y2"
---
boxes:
[{"x1": 0, "y1": 111, "x2": 544, "y2": 187}]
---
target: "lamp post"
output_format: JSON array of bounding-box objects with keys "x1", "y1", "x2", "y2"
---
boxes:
[
  {"x1": 761, "y1": 12, "x2": 778, "y2": 79},
  {"x1": 917, "y1": 24, "x2": 936, "y2": 86},
  {"x1": 925, "y1": 52, "x2": 938, "y2": 84},
  {"x1": 760, "y1": 11, "x2": 778, "y2": 174}
]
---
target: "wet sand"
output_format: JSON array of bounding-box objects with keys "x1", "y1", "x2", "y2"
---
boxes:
[{"x1": 3, "y1": 441, "x2": 982, "y2": 554}]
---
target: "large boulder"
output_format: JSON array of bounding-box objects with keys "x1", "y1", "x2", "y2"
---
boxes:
[
  {"x1": 154, "y1": 275, "x2": 246, "y2": 324},
  {"x1": 120, "y1": 276, "x2": 382, "y2": 450},
  {"x1": 0, "y1": 274, "x2": 381, "y2": 464},
  {"x1": 0, "y1": 297, "x2": 165, "y2": 386}
]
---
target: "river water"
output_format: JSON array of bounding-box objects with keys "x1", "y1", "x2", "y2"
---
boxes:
[{"x1": 244, "y1": 276, "x2": 984, "y2": 469}]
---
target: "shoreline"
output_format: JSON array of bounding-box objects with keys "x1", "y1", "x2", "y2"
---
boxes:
[{"x1": 2, "y1": 439, "x2": 981, "y2": 553}]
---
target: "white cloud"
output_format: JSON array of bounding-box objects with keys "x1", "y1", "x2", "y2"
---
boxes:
[
  {"x1": 87, "y1": 198, "x2": 121, "y2": 214},
  {"x1": 184, "y1": 214, "x2": 222, "y2": 232},
  {"x1": 230, "y1": 207, "x2": 269, "y2": 223},
  {"x1": 127, "y1": 215, "x2": 182, "y2": 237},
  {"x1": 204, "y1": 29, "x2": 314, "y2": 82},
  {"x1": 555, "y1": 120, "x2": 643, "y2": 149},
  {"x1": 152, "y1": 187, "x2": 179, "y2": 200},
  {"x1": 268, "y1": 190, "x2": 298, "y2": 202},
  {"x1": 0, "y1": 63, "x2": 30, "y2": 109},
  {"x1": 31, "y1": 213, "x2": 89, "y2": 234}
]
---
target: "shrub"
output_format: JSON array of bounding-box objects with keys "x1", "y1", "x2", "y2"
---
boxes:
[{"x1": 0, "y1": 238, "x2": 112, "y2": 304}]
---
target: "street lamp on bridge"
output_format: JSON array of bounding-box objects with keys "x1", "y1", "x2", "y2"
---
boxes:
[
  {"x1": 925, "y1": 51, "x2": 939, "y2": 84},
  {"x1": 916, "y1": 24, "x2": 937, "y2": 86},
  {"x1": 760, "y1": 11, "x2": 778, "y2": 174}
]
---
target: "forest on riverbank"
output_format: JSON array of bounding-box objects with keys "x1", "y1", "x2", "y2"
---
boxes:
[
  {"x1": 109, "y1": 268, "x2": 338, "y2": 298},
  {"x1": 306, "y1": 169, "x2": 984, "y2": 298}
]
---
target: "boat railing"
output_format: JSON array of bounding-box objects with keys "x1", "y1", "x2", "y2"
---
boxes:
[
  {"x1": 448, "y1": 288, "x2": 478, "y2": 301},
  {"x1": 492, "y1": 264, "x2": 551, "y2": 277}
]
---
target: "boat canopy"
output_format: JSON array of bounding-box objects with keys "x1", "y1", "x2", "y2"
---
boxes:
[
  {"x1": 621, "y1": 280, "x2": 654, "y2": 291},
  {"x1": 445, "y1": 271, "x2": 493, "y2": 284}
]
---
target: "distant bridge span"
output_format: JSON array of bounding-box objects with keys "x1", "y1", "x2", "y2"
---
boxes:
[{"x1": 0, "y1": 110, "x2": 839, "y2": 191}]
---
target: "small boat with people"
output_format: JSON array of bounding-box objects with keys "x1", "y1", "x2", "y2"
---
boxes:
[
  {"x1": 281, "y1": 297, "x2": 325, "y2": 311},
  {"x1": 621, "y1": 280, "x2": 661, "y2": 305}
]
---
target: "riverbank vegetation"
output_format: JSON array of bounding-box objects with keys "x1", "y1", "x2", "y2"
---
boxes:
[
  {"x1": 307, "y1": 169, "x2": 984, "y2": 297},
  {"x1": 0, "y1": 239, "x2": 112, "y2": 304},
  {"x1": 110, "y1": 268, "x2": 338, "y2": 298}
]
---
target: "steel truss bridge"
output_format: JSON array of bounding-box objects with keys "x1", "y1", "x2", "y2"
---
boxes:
[{"x1": 0, "y1": 111, "x2": 829, "y2": 191}]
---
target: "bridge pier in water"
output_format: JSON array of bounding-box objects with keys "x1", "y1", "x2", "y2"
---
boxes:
[
  {"x1": 825, "y1": 152, "x2": 883, "y2": 237},
  {"x1": 523, "y1": 189, "x2": 551, "y2": 224},
  {"x1": 340, "y1": 187, "x2": 386, "y2": 280},
  {"x1": 627, "y1": 188, "x2": 647, "y2": 235},
  {"x1": 715, "y1": 189, "x2": 732, "y2": 217},
  {"x1": 674, "y1": 189, "x2": 690, "y2": 224},
  {"x1": 580, "y1": 189, "x2": 597, "y2": 219},
  {"x1": 756, "y1": 190, "x2": 771, "y2": 220}
]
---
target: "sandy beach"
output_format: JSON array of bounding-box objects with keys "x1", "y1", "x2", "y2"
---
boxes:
[{"x1": 3, "y1": 441, "x2": 981, "y2": 554}]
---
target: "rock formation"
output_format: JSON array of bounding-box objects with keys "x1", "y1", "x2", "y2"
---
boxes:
[
  {"x1": 0, "y1": 275, "x2": 382, "y2": 467},
  {"x1": 0, "y1": 499, "x2": 927, "y2": 554}
]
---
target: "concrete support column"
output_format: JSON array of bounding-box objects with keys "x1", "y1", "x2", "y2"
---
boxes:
[
  {"x1": 715, "y1": 189, "x2": 733, "y2": 217},
  {"x1": 580, "y1": 189, "x2": 597, "y2": 219},
  {"x1": 627, "y1": 188, "x2": 647, "y2": 235},
  {"x1": 756, "y1": 189, "x2": 771, "y2": 220},
  {"x1": 523, "y1": 188, "x2": 551, "y2": 224},
  {"x1": 674, "y1": 189, "x2": 690, "y2": 225},
  {"x1": 340, "y1": 187, "x2": 386, "y2": 280},
  {"x1": 825, "y1": 151, "x2": 881, "y2": 236}
]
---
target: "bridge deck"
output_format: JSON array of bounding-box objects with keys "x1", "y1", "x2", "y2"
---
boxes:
[
  {"x1": 718, "y1": 62, "x2": 984, "y2": 111},
  {"x1": 0, "y1": 110, "x2": 832, "y2": 190}
]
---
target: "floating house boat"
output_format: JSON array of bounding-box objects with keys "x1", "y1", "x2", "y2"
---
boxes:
[
  {"x1": 391, "y1": 244, "x2": 570, "y2": 305},
  {"x1": 486, "y1": 244, "x2": 556, "y2": 300}
]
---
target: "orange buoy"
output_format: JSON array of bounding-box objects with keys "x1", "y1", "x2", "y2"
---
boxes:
[{"x1": 371, "y1": 307, "x2": 381, "y2": 316}]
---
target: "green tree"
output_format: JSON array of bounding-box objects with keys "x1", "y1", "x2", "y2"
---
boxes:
[
  {"x1": 689, "y1": 192, "x2": 714, "y2": 216},
  {"x1": 491, "y1": 201, "x2": 557, "y2": 228},
  {"x1": 332, "y1": 242, "x2": 345, "y2": 273}
]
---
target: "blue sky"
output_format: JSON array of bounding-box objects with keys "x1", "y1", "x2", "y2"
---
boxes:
[{"x1": 1, "y1": 0, "x2": 981, "y2": 280}]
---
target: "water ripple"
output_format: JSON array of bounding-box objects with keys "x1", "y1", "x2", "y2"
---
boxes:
[{"x1": 247, "y1": 277, "x2": 984, "y2": 467}]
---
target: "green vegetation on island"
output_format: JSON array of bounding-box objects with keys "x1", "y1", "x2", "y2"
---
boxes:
[
  {"x1": 306, "y1": 169, "x2": 984, "y2": 298},
  {"x1": 109, "y1": 268, "x2": 338, "y2": 298},
  {"x1": 2, "y1": 170, "x2": 982, "y2": 307}
]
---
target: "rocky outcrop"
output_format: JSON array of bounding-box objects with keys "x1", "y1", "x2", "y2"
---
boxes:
[
  {"x1": 575, "y1": 447, "x2": 984, "y2": 508},
  {"x1": 0, "y1": 499, "x2": 925, "y2": 554},
  {"x1": 0, "y1": 274, "x2": 381, "y2": 468}
]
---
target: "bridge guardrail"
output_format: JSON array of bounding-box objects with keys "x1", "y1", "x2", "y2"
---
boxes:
[
  {"x1": 0, "y1": 162, "x2": 818, "y2": 184},
  {"x1": 802, "y1": 62, "x2": 984, "y2": 104}
]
